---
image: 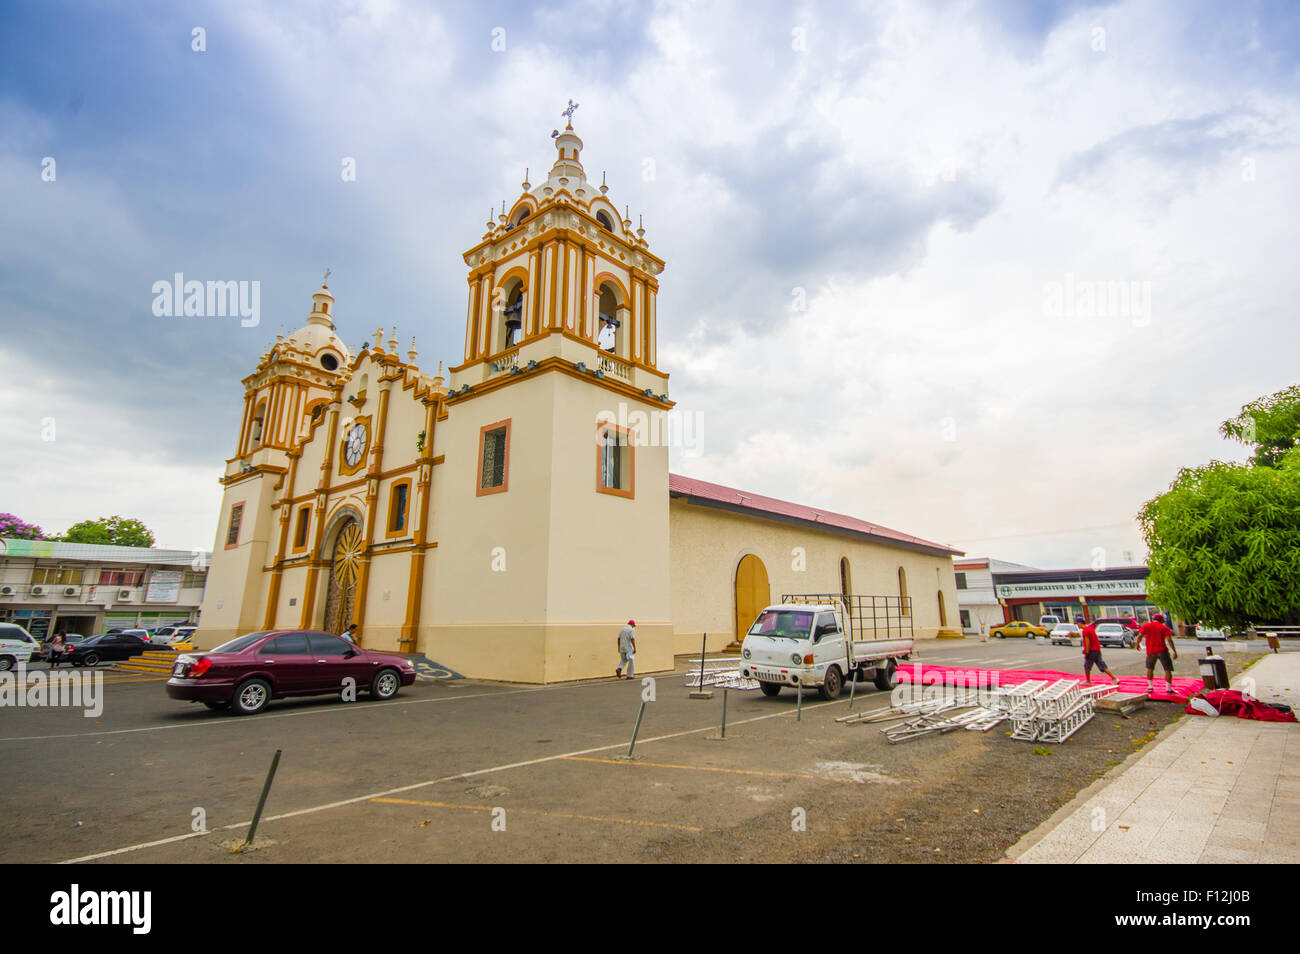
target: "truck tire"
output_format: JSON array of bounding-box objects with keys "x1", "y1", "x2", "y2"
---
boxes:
[
  {"x1": 819, "y1": 666, "x2": 842, "y2": 701},
  {"x1": 759, "y1": 681, "x2": 782, "y2": 697},
  {"x1": 873, "y1": 660, "x2": 898, "y2": 692}
]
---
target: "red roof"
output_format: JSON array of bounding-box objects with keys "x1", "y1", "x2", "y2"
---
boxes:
[{"x1": 668, "y1": 474, "x2": 963, "y2": 556}]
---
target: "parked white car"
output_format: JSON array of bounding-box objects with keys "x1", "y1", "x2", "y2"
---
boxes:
[
  {"x1": 1194, "y1": 625, "x2": 1233, "y2": 640},
  {"x1": 1049, "y1": 624, "x2": 1080, "y2": 646},
  {"x1": 1096, "y1": 623, "x2": 1133, "y2": 648},
  {"x1": 0, "y1": 623, "x2": 38, "y2": 671}
]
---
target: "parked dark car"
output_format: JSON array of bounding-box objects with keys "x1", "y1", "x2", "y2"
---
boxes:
[
  {"x1": 165, "y1": 629, "x2": 417, "y2": 715},
  {"x1": 68, "y1": 633, "x2": 148, "y2": 667}
]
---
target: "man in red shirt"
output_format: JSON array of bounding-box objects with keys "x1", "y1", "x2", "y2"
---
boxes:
[
  {"x1": 1078, "y1": 615, "x2": 1118, "y2": 685},
  {"x1": 1135, "y1": 612, "x2": 1178, "y2": 695}
]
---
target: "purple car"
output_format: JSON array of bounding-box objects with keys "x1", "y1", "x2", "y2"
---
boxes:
[{"x1": 166, "y1": 629, "x2": 416, "y2": 715}]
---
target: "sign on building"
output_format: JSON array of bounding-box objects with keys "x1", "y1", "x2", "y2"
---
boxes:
[{"x1": 145, "y1": 570, "x2": 183, "y2": 603}]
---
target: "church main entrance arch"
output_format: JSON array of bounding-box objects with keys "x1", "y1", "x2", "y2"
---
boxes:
[{"x1": 323, "y1": 517, "x2": 364, "y2": 637}]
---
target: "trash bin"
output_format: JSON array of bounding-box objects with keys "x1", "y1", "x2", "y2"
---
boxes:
[
  {"x1": 1198, "y1": 651, "x2": 1229, "y2": 691},
  {"x1": 1265, "y1": 632, "x2": 1281, "y2": 653}
]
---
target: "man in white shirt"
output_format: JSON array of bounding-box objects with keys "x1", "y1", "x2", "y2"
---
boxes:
[
  {"x1": 340, "y1": 623, "x2": 359, "y2": 644},
  {"x1": 615, "y1": 620, "x2": 636, "y2": 679}
]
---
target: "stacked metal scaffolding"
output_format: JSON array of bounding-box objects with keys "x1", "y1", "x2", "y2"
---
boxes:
[
  {"x1": 838, "y1": 677, "x2": 1116, "y2": 744},
  {"x1": 683, "y1": 667, "x2": 760, "y2": 690}
]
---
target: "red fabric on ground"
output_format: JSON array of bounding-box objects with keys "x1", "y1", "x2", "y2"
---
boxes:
[
  {"x1": 1185, "y1": 690, "x2": 1298, "y2": 723},
  {"x1": 896, "y1": 663, "x2": 1203, "y2": 702}
]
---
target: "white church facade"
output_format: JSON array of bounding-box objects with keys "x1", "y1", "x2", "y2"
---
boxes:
[{"x1": 197, "y1": 122, "x2": 963, "y2": 682}]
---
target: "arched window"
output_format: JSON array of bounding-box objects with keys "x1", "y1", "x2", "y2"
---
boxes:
[
  {"x1": 597, "y1": 282, "x2": 622, "y2": 354},
  {"x1": 500, "y1": 281, "x2": 525, "y2": 350},
  {"x1": 251, "y1": 401, "x2": 267, "y2": 447},
  {"x1": 897, "y1": 566, "x2": 910, "y2": 617},
  {"x1": 937, "y1": 590, "x2": 947, "y2": 627},
  {"x1": 596, "y1": 210, "x2": 614, "y2": 230},
  {"x1": 839, "y1": 557, "x2": 852, "y2": 597}
]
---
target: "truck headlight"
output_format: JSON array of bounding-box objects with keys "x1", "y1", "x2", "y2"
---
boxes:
[
  {"x1": 742, "y1": 649, "x2": 751, "y2": 660},
  {"x1": 791, "y1": 653, "x2": 802, "y2": 665}
]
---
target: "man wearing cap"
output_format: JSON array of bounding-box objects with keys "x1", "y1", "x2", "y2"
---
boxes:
[
  {"x1": 1135, "y1": 612, "x2": 1177, "y2": 695},
  {"x1": 1078, "y1": 615, "x2": 1118, "y2": 686},
  {"x1": 615, "y1": 619, "x2": 637, "y2": 679}
]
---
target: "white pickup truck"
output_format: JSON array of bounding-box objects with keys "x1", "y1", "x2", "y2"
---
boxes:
[{"x1": 736, "y1": 594, "x2": 914, "y2": 700}]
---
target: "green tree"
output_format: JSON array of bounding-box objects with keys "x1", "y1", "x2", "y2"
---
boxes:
[
  {"x1": 1219, "y1": 383, "x2": 1300, "y2": 468},
  {"x1": 1140, "y1": 385, "x2": 1300, "y2": 628},
  {"x1": 62, "y1": 516, "x2": 157, "y2": 548}
]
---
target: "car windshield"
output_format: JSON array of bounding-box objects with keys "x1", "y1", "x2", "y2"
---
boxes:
[
  {"x1": 210, "y1": 632, "x2": 270, "y2": 654},
  {"x1": 1097, "y1": 624, "x2": 1123, "y2": 633},
  {"x1": 80, "y1": 635, "x2": 107, "y2": 645},
  {"x1": 1052, "y1": 625, "x2": 1076, "y2": 632},
  {"x1": 748, "y1": 610, "x2": 814, "y2": 640}
]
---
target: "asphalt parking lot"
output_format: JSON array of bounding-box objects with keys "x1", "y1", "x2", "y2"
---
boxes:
[{"x1": 0, "y1": 637, "x2": 1262, "y2": 864}]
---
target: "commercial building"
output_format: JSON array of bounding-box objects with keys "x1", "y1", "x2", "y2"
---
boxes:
[
  {"x1": 991, "y1": 565, "x2": 1168, "y2": 627},
  {"x1": 198, "y1": 120, "x2": 964, "y2": 682},
  {"x1": 0, "y1": 538, "x2": 210, "y2": 640}
]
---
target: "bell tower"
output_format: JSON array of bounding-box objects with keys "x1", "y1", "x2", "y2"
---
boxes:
[
  {"x1": 425, "y1": 114, "x2": 675, "y2": 683},
  {"x1": 451, "y1": 116, "x2": 667, "y2": 389}
]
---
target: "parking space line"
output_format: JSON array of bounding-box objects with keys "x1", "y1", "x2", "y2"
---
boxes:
[
  {"x1": 59, "y1": 694, "x2": 849, "y2": 863},
  {"x1": 371, "y1": 796, "x2": 703, "y2": 832},
  {"x1": 564, "y1": 755, "x2": 822, "y2": 780}
]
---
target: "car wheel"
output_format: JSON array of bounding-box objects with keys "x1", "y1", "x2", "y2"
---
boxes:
[
  {"x1": 819, "y1": 666, "x2": 843, "y2": 701},
  {"x1": 370, "y1": 668, "x2": 401, "y2": 700},
  {"x1": 0, "y1": 655, "x2": 14, "y2": 672},
  {"x1": 83, "y1": 652, "x2": 100, "y2": 667},
  {"x1": 233, "y1": 678, "x2": 271, "y2": 715},
  {"x1": 873, "y1": 659, "x2": 899, "y2": 692},
  {"x1": 202, "y1": 700, "x2": 230, "y2": 711},
  {"x1": 759, "y1": 681, "x2": 782, "y2": 697}
]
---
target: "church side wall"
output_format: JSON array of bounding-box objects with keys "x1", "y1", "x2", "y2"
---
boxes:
[{"x1": 669, "y1": 499, "x2": 960, "y2": 655}]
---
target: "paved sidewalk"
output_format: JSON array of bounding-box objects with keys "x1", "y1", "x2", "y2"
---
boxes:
[{"x1": 1007, "y1": 652, "x2": 1300, "y2": 864}]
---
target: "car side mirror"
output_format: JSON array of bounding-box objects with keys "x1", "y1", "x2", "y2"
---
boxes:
[{"x1": 345, "y1": 649, "x2": 358, "y2": 658}]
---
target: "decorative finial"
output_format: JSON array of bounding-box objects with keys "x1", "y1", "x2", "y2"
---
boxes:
[
  {"x1": 322, "y1": 267, "x2": 331, "y2": 286},
  {"x1": 388, "y1": 325, "x2": 399, "y2": 352},
  {"x1": 522, "y1": 167, "x2": 530, "y2": 190},
  {"x1": 374, "y1": 326, "x2": 385, "y2": 350},
  {"x1": 562, "y1": 99, "x2": 579, "y2": 125},
  {"x1": 408, "y1": 336, "x2": 418, "y2": 364}
]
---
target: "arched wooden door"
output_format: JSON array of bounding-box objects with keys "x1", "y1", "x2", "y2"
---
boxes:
[
  {"x1": 324, "y1": 519, "x2": 363, "y2": 637},
  {"x1": 734, "y1": 554, "x2": 771, "y2": 643}
]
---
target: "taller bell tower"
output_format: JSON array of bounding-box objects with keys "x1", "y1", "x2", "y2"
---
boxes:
[
  {"x1": 422, "y1": 117, "x2": 675, "y2": 683},
  {"x1": 452, "y1": 117, "x2": 667, "y2": 386}
]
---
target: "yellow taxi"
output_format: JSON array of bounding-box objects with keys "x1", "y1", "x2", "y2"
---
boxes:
[{"x1": 989, "y1": 620, "x2": 1048, "y2": 639}]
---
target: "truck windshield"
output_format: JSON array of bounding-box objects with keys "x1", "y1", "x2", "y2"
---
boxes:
[{"x1": 748, "y1": 610, "x2": 813, "y2": 640}]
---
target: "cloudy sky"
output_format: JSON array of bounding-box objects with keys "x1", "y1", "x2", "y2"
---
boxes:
[{"x1": 2, "y1": 0, "x2": 1297, "y2": 568}]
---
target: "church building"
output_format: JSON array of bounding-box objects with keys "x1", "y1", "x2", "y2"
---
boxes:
[{"x1": 198, "y1": 121, "x2": 963, "y2": 682}]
